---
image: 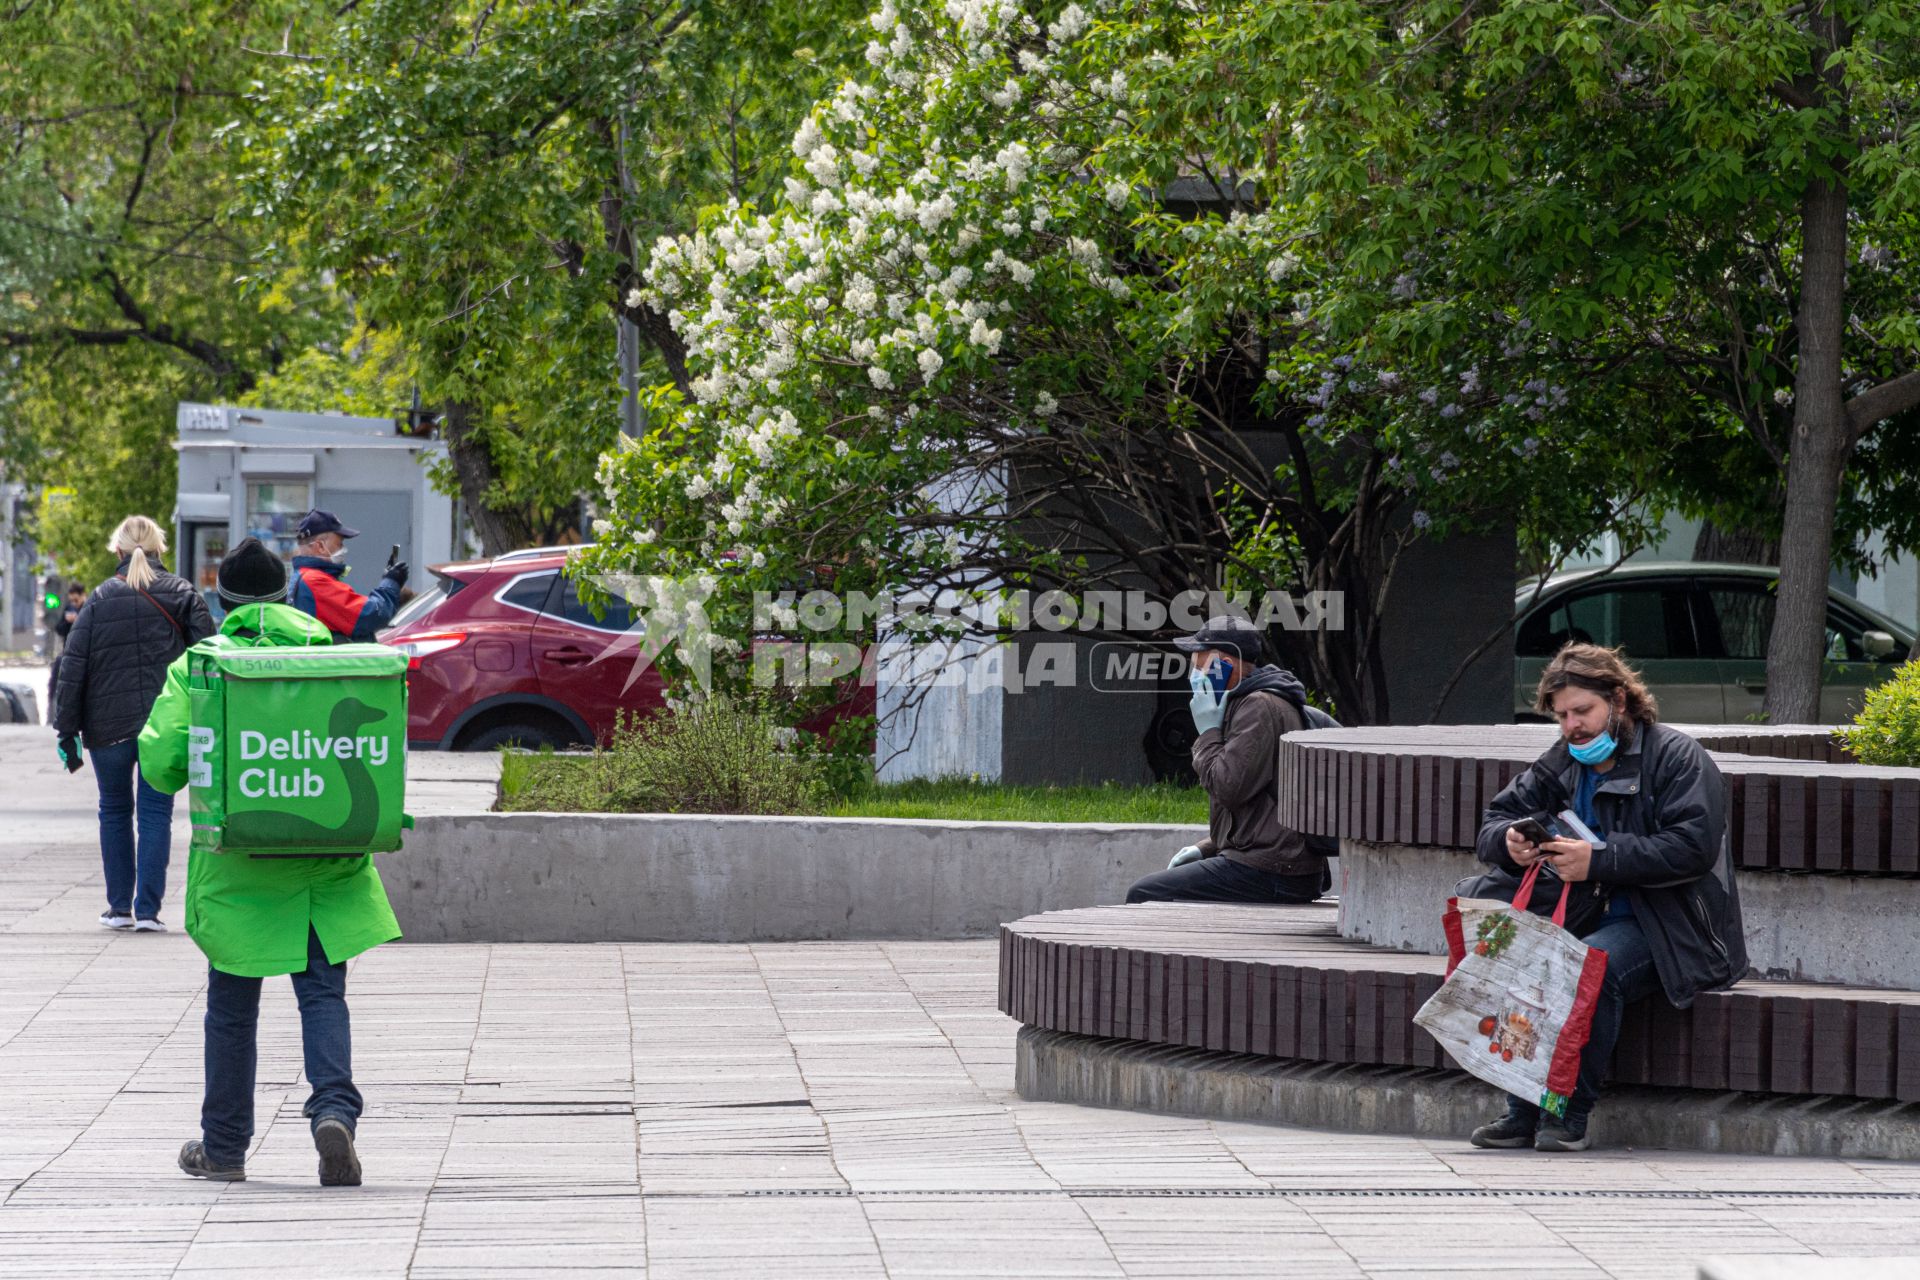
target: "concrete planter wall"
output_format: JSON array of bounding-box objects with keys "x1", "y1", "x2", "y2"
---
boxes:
[
  {"x1": 1336, "y1": 838, "x2": 1920, "y2": 990},
  {"x1": 387, "y1": 811, "x2": 1200, "y2": 943}
]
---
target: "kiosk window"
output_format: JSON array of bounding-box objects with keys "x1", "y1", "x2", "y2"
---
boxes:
[{"x1": 246, "y1": 481, "x2": 311, "y2": 559}]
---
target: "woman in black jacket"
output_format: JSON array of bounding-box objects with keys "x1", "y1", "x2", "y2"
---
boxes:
[
  {"x1": 53, "y1": 516, "x2": 216, "y2": 931},
  {"x1": 1469, "y1": 643, "x2": 1746, "y2": 1152}
]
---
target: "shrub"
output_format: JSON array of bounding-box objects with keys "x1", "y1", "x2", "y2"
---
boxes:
[
  {"x1": 502, "y1": 698, "x2": 827, "y2": 816},
  {"x1": 1835, "y1": 659, "x2": 1920, "y2": 768}
]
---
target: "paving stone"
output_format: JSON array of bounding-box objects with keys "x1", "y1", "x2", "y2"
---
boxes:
[{"x1": 1, "y1": 727, "x2": 1918, "y2": 1279}]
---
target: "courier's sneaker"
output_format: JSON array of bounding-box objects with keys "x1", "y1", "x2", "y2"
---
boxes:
[
  {"x1": 100, "y1": 911, "x2": 134, "y2": 930},
  {"x1": 314, "y1": 1117, "x2": 362, "y2": 1187},
  {"x1": 133, "y1": 917, "x2": 167, "y2": 933},
  {"x1": 178, "y1": 1141, "x2": 245, "y2": 1181},
  {"x1": 1469, "y1": 1113, "x2": 1537, "y2": 1149},
  {"x1": 1534, "y1": 1120, "x2": 1593, "y2": 1152}
]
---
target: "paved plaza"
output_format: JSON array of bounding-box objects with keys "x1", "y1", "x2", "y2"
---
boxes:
[{"x1": 2, "y1": 727, "x2": 1919, "y2": 1278}]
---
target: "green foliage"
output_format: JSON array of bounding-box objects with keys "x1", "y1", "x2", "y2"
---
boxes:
[
  {"x1": 1836, "y1": 659, "x2": 1920, "y2": 768},
  {"x1": 0, "y1": 0, "x2": 347, "y2": 573},
  {"x1": 499, "y1": 701, "x2": 828, "y2": 816},
  {"x1": 827, "y1": 779, "x2": 1208, "y2": 824},
  {"x1": 233, "y1": 0, "x2": 871, "y2": 546},
  {"x1": 20, "y1": 370, "x2": 191, "y2": 582},
  {"x1": 499, "y1": 742, "x2": 1208, "y2": 822}
]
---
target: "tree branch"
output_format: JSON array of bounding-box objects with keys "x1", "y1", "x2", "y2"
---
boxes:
[{"x1": 1847, "y1": 370, "x2": 1920, "y2": 442}]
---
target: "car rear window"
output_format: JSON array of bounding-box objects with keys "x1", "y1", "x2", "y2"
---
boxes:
[
  {"x1": 498, "y1": 571, "x2": 558, "y2": 614},
  {"x1": 553, "y1": 577, "x2": 637, "y2": 633},
  {"x1": 386, "y1": 584, "x2": 445, "y2": 631}
]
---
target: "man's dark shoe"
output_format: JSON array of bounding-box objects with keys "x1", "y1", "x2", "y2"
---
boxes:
[
  {"x1": 314, "y1": 1117, "x2": 362, "y2": 1186},
  {"x1": 1469, "y1": 1113, "x2": 1537, "y2": 1149},
  {"x1": 178, "y1": 1140, "x2": 245, "y2": 1181},
  {"x1": 1534, "y1": 1119, "x2": 1593, "y2": 1152}
]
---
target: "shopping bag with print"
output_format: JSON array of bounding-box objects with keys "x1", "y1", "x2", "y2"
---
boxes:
[{"x1": 1412, "y1": 862, "x2": 1609, "y2": 1117}]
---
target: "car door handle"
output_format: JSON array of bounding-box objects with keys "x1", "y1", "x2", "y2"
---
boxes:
[{"x1": 543, "y1": 647, "x2": 593, "y2": 666}]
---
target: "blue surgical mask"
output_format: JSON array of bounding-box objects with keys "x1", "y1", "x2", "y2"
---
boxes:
[
  {"x1": 1189, "y1": 656, "x2": 1232, "y2": 698},
  {"x1": 1567, "y1": 717, "x2": 1618, "y2": 765}
]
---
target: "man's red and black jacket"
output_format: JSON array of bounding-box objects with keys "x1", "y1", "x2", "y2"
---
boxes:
[{"x1": 289, "y1": 555, "x2": 402, "y2": 643}]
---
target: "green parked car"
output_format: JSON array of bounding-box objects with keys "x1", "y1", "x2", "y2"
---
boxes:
[{"x1": 1514, "y1": 562, "x2": 1915, "y2": 724}]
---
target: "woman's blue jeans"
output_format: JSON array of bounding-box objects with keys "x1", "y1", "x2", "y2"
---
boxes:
[
  {"x1": 201, "y1": 927, "x2": 361, "y2": 1168},
  {"x1": 1504, "y1": 913, "x2": 1662, "y2": 1132},
  {"x1": 89, "y1": 737, "x2": 174, "y2": 920}
]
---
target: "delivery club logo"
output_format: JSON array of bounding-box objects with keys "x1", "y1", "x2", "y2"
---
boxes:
[{"x1": 234, "y1": 727, "x2": 392, "y2": 798}]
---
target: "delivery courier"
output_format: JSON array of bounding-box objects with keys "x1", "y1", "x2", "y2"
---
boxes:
[{"x1": 138, "y1": 537, "x2": 405, "y2": 1187}]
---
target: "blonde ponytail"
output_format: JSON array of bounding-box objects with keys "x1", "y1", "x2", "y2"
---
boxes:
[
  {"x1": 125, "y1": 547, "x2": 156, "y2": 590},
  {"x1": 108, "y1": 515, "x2": 168, "y2": 591}
]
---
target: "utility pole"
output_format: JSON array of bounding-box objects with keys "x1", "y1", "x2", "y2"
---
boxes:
[
  {"x1": 0, "y1": 478, "x2": 17, "y2": 654},
  {"x1": 619, "y1": 314, "x2": 643, "y2": 437},
  {"x1": 615, "y1": 116, "x2": 646, "y2": 440}
]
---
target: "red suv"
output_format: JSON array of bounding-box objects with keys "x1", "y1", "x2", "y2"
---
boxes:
[
  {"x1": 382, "y1": 546, "x2": 876, "y2": 751},
  {"x1": 381, "y1": 547, "x2": 664, "y2": 750}
]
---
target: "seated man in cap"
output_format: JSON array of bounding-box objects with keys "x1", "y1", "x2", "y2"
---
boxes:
[
  {"x1": 1126, "y1": 616, "x2": 1332, "y2": 905},
  {"x1": 288, "y1": 509, "x2": 409, "y2": 643}
]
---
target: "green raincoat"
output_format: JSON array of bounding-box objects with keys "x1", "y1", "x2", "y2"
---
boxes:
[{"x1": 139, "y1": 602, "x2": 402, "y2": 977}]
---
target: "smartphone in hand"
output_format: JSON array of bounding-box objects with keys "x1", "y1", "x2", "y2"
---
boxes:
[
  {"x1": 1509, "y1": 815, "x2": 1562, "y2": 846},
  {"x1": 387, "y1": 543, "x2": 401, "y2": 569}
]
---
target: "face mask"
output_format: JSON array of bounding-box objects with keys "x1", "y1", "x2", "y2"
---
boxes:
[
  {"x1": 328, "y1": 547, "x2": 350, "y2": 565},
  {"x1": 1567, "y1": 715, "x2": 1618, "y2": 765},
  {"x1": 1188, "y1": 656, "x2": 1233, "y2": 698}
]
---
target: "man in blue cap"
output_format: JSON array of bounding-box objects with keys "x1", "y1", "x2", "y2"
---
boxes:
[{"x1": 288, "y1": 509, "x2": 409, "y2": 643}]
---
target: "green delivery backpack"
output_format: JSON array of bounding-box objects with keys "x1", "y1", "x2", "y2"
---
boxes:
[{"x1": 186, "y1": 643, "x2": 409, "y2": 856}]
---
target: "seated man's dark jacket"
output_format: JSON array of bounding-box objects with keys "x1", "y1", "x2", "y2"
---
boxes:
[
  {"x1": 1192, "y1": 664, "x2": 1322, "y2": 878},
  {"x1": 1474, "y1": 720, "x2": 1747, "y2": 1009}
]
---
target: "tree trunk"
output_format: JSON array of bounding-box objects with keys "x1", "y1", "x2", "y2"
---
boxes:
[
  {"x1": 441, "y1": 400, "x2": 537, "y2": 557},
  {"x1": 1764, "y1": 5, "x2": 1852, "y2": 725},
  {"x1": 1764, "y1": 171, "x2": 1851, "y2": 724}
]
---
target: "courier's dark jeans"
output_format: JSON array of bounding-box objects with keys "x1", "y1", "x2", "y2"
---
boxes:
[
  {"x1": 1503, "y1": 913, "x2": 1661, "y2": 1132},
  {"x1": 202, "y1": 927, "x2": 360, "y2": 1167},
  {"x1": 89, "y1": 737, "x2": 173, "y2": 920},
  {"x1": 1126, "y1": 854, "x2": 1327, "y2": 905}
]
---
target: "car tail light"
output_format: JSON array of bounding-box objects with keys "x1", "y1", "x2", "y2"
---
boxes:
[{"x1": 391, "y1": 630, "x2": 467, "y2": 669}]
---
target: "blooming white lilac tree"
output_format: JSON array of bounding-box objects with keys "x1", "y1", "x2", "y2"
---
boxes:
[{"x1": 579, "y1": 0, "x2": 1691, "y2": 727}]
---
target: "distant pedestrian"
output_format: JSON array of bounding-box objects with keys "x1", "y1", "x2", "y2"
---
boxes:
[
  {"x1": 55, "y1": 583, "x2": 86, "y2": 649},
  {"x1": 288, "y1": 509, "x2": 407, "y2": 642},
  {"x1": 53, "y1": 516, "x2": 215, "y2": 931},
  {"x1": 46, "y1": 583, "x2": 89, "y2": 725},
  {"x1": 1125, "y1": 616, "x2": 1332, "y2": 905}
]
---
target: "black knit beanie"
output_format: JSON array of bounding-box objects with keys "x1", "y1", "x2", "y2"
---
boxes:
[{"x1": 217, "y1": 537, "x2": 289, "y2": 607}]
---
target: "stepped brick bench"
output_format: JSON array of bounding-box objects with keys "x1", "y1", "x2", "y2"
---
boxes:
[
  {"x1": 999, "y1": 725, "x2": 1920, "y2": 1158},
  {"x1": 1275, "y1": 724, "x2": 1920, "y2": 988}
]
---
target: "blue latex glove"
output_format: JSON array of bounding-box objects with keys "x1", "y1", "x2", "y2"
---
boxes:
[
  {"x1": 1168, "y1": 844, "x2": 1204, "y2": 869},
  {"x1": 1188, "y1": 667, "x2": 1225, "y2": 734},
  {"x1": 57, "y1": 734, "x2": 84, "y2": 773}
]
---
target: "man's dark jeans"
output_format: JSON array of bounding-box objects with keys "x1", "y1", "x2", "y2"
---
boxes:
[
  {"x1": 1503, "y1": 913, "x2": 1661, "y2": 1132},
  {"x1": 202, "y1": 926, "x2": 361, "y2": 1168},
  {"x1": 89, "y1": 737, "x2": 174, "y2": 920},
  {"x1": 1126, "y1": 854, "x2": 1326, "y2": 905}
]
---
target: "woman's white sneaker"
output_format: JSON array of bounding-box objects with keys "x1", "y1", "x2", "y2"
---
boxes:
[
  {"x1": 132, "y1": 918, "x2": 167, "y2": 932},
  {"x1": 99, "y1": 911, "x2": 135, "y2": 930}
]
